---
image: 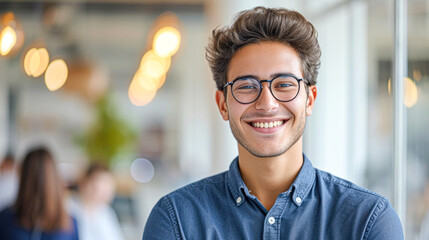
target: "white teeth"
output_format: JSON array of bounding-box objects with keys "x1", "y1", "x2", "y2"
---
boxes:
[{"x1": 252, "y1": 121, "x2": 284, "y2": 128}]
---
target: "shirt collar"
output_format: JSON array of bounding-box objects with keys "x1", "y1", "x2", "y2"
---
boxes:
[
  {"x1": 226, "y1": 156, "x2": 247, "y2": 207},
  {"x1": 226, "y1": 153, "x2": 316, "y2": 207},
  {"x1": 290, "y1": 153, "x2": 316, "y2": 206}
]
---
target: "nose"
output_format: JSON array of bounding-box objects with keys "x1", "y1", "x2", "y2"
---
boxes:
[{"x1": 254, "y1": 83, "x2": 279, "y2": 111}]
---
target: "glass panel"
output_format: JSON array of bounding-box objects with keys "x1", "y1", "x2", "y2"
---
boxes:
[
  {"x1": 406, "y1": 0, "x2": 429, "y2": 239},
  {"x1": 303, "y1": 0, "x2": 398, "y2": 212},
  {"x1": 365, "y1": 0, "x2": 395, "y2": 201}
]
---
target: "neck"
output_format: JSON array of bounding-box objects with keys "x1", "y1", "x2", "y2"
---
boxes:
[
  {"x1": 79, "y1": 193, "x2": 101, "y2": 212},
  {"x1": 238, "y1": 137, "x2": 304, "y2": 211}
]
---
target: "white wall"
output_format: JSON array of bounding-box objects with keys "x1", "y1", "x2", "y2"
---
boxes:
[{"x1": 304, "y1": 1, "x2": 368, "y2": 185}]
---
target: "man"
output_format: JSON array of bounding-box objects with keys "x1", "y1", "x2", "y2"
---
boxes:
[{"x1": 143, "y1": 7, "x2": 404, "y2": 239}]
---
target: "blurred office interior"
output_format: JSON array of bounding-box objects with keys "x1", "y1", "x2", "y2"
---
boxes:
[{"x1": 0, "y1": 0, "x2": 428, "y2": 239}]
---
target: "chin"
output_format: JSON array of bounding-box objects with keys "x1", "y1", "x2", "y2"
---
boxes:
[{"x1": 246, "y1": 146, "x2": 288, "y2": 158}]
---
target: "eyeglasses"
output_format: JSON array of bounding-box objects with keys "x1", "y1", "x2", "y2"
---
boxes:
[{"x1": 223, "y1": 74, "x2": 305, "y2": 104}]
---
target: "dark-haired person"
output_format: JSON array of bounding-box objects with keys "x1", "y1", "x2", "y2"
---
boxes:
[
  {"x1": 143, "y1": 7, "x2": 404, "y2": 239},
  {"x1": 0, "y1": 147, "x2": 79, "y2": 240}
]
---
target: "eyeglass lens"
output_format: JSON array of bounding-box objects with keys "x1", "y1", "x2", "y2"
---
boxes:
[{"x1": 231, "y1": 76, "x2": 300, "y2": 103}]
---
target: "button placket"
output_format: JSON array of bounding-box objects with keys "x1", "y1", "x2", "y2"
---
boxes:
[{"x1": 262, "y1": 196, "x2": 288, "y2": 239}]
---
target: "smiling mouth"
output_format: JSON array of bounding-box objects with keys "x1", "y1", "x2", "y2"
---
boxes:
[{"x1": 251, "y1": 120, "x2": 285, "y2": 129}]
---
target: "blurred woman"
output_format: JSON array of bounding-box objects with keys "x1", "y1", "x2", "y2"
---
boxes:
[{"x1": 0, "y1": 147, "x2": 79, "y2": 240}]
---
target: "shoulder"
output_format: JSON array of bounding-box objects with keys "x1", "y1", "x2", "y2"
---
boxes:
[
  {"x1": 363, "y1": 197, "x2": 404, "y2": 239},
  {"x1": 172, "y1": 171, "x2": 227, "y2": 193},
  {"x1": 315, "y1": 168, "x2": 383, "y2": 202},
  {"x1": 314, "y1": 169, "x2": 404, "y2": 239},
  {"x1": 163, "y1": 171, "x2": 227, "y2": 202},
  {"x1": 143, "y1": 172, "x2": 228, "y2": 240},
  {"x1": 314, "y1": 168, "x2": 389, "y2": 210},
  {"x1": 0, "y1": 207, "x2": 14, "y2": 223},
  {"x1": 158, "y1": 171, "x2": 229, "y2": 215},
  {"x1": 0, "y1": 208, "x2": 24, "y2": 238},
  {"x1": 153, "y1": 171, "x2": 228, "y2": 213}
]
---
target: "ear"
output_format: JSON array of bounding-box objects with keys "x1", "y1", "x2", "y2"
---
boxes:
[
  {"x1": 215, "y1": 90, "x2": 229, "y2": 121},
  {"x1": 306, "y1": 86, "x2": 317, "y2": 116}
]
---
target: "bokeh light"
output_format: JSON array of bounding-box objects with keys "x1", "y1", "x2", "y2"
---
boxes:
[
  {"x1": 134, "y1": 69, "x2": 166, "y2": 92},
  {"x1": 139, "y1": 49, "x2": 171, "y2": 79},
  {"x1": 45, "y1": 59, "x2": 68, "y2": 91},
  {"x1": 128, "y1": 78, "x2": 157, "y2": 106},
  {"x1": 130, "y1": 158, "x2": 155, "y2": 183},
  {"x1": 24, "y1": 48, "x2": 37, "y2": 76},
  {"x1": 153, "y1": 26, "x2": 181, "y2": 58},
  {"x1": 404, "y1": 77, "x2": 418, "y2": 108},
  {"x1": 133, "y1": 70, "x2": 157, "y2": 92},
  {"x1": 129, "y1": 13, "x2": 181, "y2": 106},
  {"x1": 156, "y1": 73, "x2": 167, "y2": 89},
  {"x1": 23, "y1": 47, "x2": 50, "y2": 77},
  {"x1": 0, "y1": 26, "x2": 16, "y2": 56},
  {"x1": 388, "y1": 77, "x2": 419, "y2": 108},
  {"x1": 0, "y1": 12, "x2": 24, "y2": 57},
  {"x1": 31, "y1": 48, "x2": 49, "y2": 77},
  {"x1": 29, "y1": 49, "x2": 41, "y2": 75}
]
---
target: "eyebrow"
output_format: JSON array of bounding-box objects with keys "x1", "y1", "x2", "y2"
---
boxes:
[{"x1": 232, "y1": 72, "x2": 301, "y2": 81}]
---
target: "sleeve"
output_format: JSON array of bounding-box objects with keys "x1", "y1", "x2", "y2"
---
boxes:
[
  {"x1": 364, "y1": 198, "x2": 404, "y2": 240},
  {"x1": 142, "y1": 197, "x2": 179, "y2": 240}
]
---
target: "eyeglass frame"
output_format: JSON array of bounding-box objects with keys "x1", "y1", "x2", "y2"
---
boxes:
[{"x1": 222, "y1": 74, "x2": 306, "y2": 104}]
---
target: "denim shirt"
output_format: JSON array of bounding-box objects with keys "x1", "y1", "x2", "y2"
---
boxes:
[{"x1": 143, "y1": 154, "x2": 404, "y2": 240}]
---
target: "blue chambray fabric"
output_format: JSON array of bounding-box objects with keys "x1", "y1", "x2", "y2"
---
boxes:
[{"x1": 143, "y1": 154, "x2": 404, "y2": 240}]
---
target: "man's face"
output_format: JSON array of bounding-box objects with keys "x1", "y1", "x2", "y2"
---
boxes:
[{"x1": 215, "y1": 41, "x2": 317, "y2": 158}]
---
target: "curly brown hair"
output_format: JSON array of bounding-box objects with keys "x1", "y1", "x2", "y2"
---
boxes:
[{"x1": 206, "y1": 6, "x2": 321, "y2": 91}]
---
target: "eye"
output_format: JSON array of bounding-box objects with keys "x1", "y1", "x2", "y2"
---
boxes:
[
  {"x1": 276, "y1": 82, "x2": 293, "y2": 88},
  {"x1": 233, "y1": 79, "x2": 260, "y2": 92},
  {"x1": 273, "y1": 76, "x2": 298, "y2": 91},
  {"x1": 237, "y1": 84, "x2": 257, "y2": 90}
]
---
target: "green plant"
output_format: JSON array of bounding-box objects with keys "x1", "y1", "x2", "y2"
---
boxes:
[{"x1": 78, "y1": 94, "x2": 136, "y2": 167}]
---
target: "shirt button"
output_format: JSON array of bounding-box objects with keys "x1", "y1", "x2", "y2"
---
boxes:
[
  {"x1": 296, "y1": 197, "x2": 302, "y2": 204},
  {"x1": 236, "y1": 197, "x2": 242, "y2": 204},
  {"x1": 268, "y1": 217, "x2": 275, "y2": 225}
]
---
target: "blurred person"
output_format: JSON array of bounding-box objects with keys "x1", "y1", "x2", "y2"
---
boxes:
[
  {"x1": 0, "y1": 153, "x2": 19, "y2": 211},
  {"x1": 68, "y1": 163, "x2": 124, "y2": 240},
  {"x1": 143, "y1": 6, "x2": 404, "y2": 239},
  {"x1": 0, "y1": 147, "x2": 79, "y2": 240}
]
